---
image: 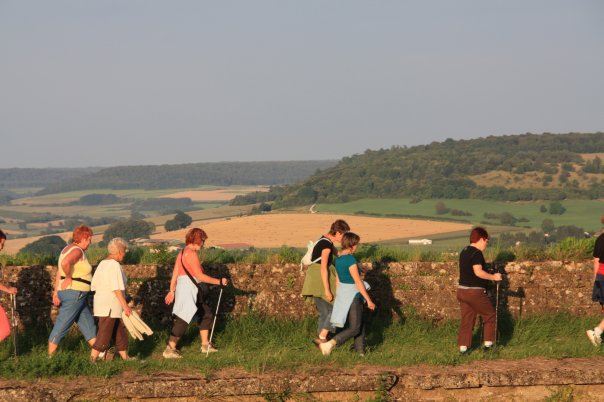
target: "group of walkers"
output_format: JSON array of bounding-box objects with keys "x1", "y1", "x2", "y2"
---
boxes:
[
  {"x1": 0, "y1": 215, "x2": 603, "y2": 359},
  {"x1": 0, "y1": 226, "x2": 227, "y2": 361}
]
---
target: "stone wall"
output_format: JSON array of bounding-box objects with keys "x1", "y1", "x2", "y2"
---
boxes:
[{"x1": 0, "y1": 260, "x2": 598, "y2": 329}]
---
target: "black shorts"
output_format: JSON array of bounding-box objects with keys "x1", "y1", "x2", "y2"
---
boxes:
[{"x1": 170, "y1": 303, "x2": 213, "y2": 337}]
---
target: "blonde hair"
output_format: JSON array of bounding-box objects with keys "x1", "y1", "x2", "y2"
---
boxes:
[{"x1": 107, "y1": 238, "x2": 128, "y2": 255}]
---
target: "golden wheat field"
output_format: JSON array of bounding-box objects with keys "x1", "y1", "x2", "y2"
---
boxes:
[
  {"x1": 151, "y1": 213, "x2": 472, "y2": 248},
  {"x1": 1, "y1": 213, "x2": 470, "y2": 254}
]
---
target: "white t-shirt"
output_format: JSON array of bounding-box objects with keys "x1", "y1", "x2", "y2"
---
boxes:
[{"x1": 91, "y1": 259, "x2": 127, "y2": 318}]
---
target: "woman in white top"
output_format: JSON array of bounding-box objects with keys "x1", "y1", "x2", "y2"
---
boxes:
[{"x1": 90, "y1": 238, "x2": 133, "y2": 362}]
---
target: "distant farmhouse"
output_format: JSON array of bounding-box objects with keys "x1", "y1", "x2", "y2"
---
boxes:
[
  {"x1": 214, "y1": 243, "x2": 253, "y2": 250},
  {"x1": 408, "y1": 239, "x2": 432, "y2": 245},
  {"x1": 131, "y1": 238, "x2": 182, "y2": 252}
]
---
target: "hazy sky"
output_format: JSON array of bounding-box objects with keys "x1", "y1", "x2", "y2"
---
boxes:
[{"x1": 1, "y1": 1, "x2": 603, "y2": 168}]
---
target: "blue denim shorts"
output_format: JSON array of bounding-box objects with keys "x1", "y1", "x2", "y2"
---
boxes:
[{"x1": 48, "y1": 290, "x2": 96, "y2": 344}]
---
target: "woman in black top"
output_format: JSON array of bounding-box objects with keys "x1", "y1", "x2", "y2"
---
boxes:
[
  {"x1": 457, "y1": 227, "x2": 501, "y2": 353},
  {"x1": 301, "y1": 219, "x2": 350, "y2": 346}
]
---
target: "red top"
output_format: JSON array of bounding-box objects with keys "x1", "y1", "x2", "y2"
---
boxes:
[{"x1": 598, "y1": 263, "x2": 604, "y2": 276}]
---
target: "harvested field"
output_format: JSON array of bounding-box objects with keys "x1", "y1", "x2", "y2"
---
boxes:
[
  {"x1": 2, "y1": 232, "x2": 106, "y2": 254},
  {"x1": 1, "y1": 212, "x2": 469, "y2": 254},
  {"x1": 152, "y1": 213, "x2": 472, "y2": 248},
  {"x1": 161, "y1": 186, "x2": 269, "y2": 201}
]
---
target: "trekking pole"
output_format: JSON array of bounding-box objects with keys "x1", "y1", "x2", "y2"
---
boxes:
[
  {"x1": 206, "y1": 287, "x2": 224, "y2": 358},
  {"x1": 10, "y1": 293, "x2": 17, "y2": 357},
  {"x1": 495, "y1": 281, "x2": 500, "y2": 346}
]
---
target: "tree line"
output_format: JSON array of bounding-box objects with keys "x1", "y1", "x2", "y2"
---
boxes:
[{"x1": 36, "y1": 161, "x2": 337, "y2": 195}]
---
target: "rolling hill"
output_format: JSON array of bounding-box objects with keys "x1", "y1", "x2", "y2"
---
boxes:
[{"x1": 232, "y1": 132, "x2": 604, "y2": 206}]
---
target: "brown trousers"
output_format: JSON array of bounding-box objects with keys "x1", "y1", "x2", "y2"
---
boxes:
[
  {"x1": 456, "y1": 288, "x2": 496, "y2": 347},
  {"x1": 92, "y1": 316, "x2": 128, "y2": 352}
]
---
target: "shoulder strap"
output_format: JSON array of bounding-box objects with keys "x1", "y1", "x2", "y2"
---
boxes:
[
  {"x1": 61, "y1": 245, "x2": 84, "y2": 259},
  {"x1": 180, "y1": 250, "x2": 199, "y2": 287}
]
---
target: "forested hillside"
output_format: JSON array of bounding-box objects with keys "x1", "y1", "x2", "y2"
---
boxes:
[
  {"x1": 37, "y1": 160, "x2": 337, "y2": 195},
  {"x1": 232, "y1": 133, "x2": 604, "y2": 206},
  {"x1": 0, "y1": 168, "x2": 101, "y2": 189}
]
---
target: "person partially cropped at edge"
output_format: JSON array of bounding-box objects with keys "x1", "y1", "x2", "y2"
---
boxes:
[
  {"x1": 457, "y1": 227, "x2": 502, "y2": 353},
  {"x1": 48, "y1": 225, "x2": 97, "y2": 357},
  {"x1": 301, "y1": 219, "x2": 350, "y2": 346},
  {"x1": 0, "y1": 230, "x2": 18, "y2": 342},
  {"x1": 163, "y1": 228, "x2": 228, "y2": 358},
  {"x1": 586, "y1": 216, "x2": 604, "y2": 346}
]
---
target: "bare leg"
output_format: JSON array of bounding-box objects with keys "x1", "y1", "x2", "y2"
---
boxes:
[
  {"x1": 90, "y1": 348, "x2": 100, "y2": 361},
  {"x1": 200, "y1": 329, "x2": 209, "y2": 345},
  {"x1": 168, "y1": 335, "x2": 179, "y2": 349},
  {"x1": 48, "y1": 342, "x2": 58, "y2": 356}
]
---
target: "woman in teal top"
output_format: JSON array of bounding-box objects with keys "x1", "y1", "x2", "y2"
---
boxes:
[{"x1": 320, "y1": 232, "x2": 375, "y2": 356}]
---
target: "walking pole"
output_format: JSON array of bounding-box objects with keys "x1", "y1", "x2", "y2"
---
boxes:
[
  {"x1": 206, "y1": 287, "x2": 224, "y2": 358},
  {"x1": 495, "y1": 281, "x2": 500, "y2": 346},
  {"x1": 10, "y1": 293, "x2": 17, "y2": 357}
]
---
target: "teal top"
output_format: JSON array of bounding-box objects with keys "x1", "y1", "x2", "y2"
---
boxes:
[{"x1": 335, "y1": 254, "x2": 362, "y2": 299}]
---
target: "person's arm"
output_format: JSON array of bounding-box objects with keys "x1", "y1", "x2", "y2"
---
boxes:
[
  {"x1": 164, "y1": 259, "x2": 180, "y2": 305},
  {"x1": 187, "y1": 251, "x2": 228, "y2": 286},
  {"x1": 320, "y1": 248, "x2": 333, "y2": 301},
  {"x1": 472, "y1": 264, "x2": 502, "y2": 281},
  {"x1": 349, "y1": 264, "x2": 375, "y2": 310},
  {"x1": 594, "y1": 257, "x2": 601, "y2": 281},
  {"x1": 114, "y1": 290, "x2": 131, "y2": 316},
  {"x1": 60, "y1": 247, "x2": 83, "y2": 290},
  {"x1": 52, "y1": 269, "x2": 61, "y2": 306},
  {"x1": 0, "y1": 283, "x2": 16, "y2": 295}
]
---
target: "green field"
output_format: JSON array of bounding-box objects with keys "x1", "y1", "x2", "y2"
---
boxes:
[
  {"x1": 318, "y1": 198, "x2": 604, "y2": 232},
  {"x1": 0, "y1": 186, "x2": 256, "y2": 240}
]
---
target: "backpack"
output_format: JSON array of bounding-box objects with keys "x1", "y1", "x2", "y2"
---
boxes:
[{"x1": 300, "y1": 237, "x2": 332, "y2": 271}]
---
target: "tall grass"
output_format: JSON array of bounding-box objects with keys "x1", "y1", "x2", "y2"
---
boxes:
[{"x1": 0, "y1": 312, "x2": 603, "y2": 379}]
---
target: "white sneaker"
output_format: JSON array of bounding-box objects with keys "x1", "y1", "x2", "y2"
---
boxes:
[
  {"x1": 319, "y1": 340, "x2": 334, "y2": 356},
  {"x1": 586, "y1": 330, "x2": 601, "y2": 346},
  {"x1": 201, "y1": 343, "x2": 218, "y2": 353},
  {"x1": 162, "y1": 345, "x2": 182, "y2": 359}
]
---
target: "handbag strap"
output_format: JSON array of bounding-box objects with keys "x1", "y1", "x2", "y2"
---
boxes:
[{"x1": 180, "y1": 250, "x2": 201, "y2": 287}]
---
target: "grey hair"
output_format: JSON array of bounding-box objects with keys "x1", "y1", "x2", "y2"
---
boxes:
[{"x1": 107, "y1": 238, "x2": 128, "y2": 255}]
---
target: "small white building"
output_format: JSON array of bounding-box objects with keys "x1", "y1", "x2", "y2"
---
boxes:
[{"x1": 408, "y1": 239, "x2": 433, "y2": 245}]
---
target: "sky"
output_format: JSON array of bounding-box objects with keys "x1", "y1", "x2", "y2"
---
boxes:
[{"x1": 1, "y1": 1, "x2": 603, "y2": 168}]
